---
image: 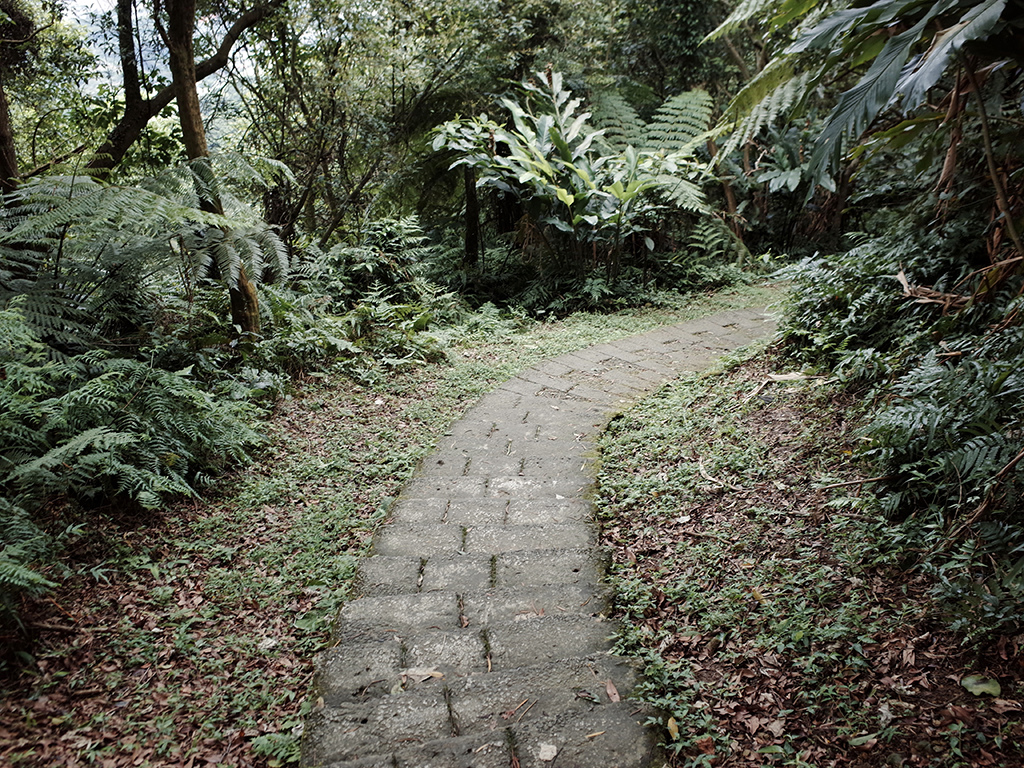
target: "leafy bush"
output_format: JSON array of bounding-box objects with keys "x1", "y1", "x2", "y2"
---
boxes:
[
  {"x1": 778, "y1": 225, "x2": 1024, "y2": 643},
  {"x1": 433, "y1": 70, "x2": 723, "y2": 312}
]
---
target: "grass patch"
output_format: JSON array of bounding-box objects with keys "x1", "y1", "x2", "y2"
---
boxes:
[
  {"x1": 0, "y1": 284, "x2": 776, "y2": 767},
  {"x1": 597, "y1": 347, "x2": 1024, "y2": 768}
]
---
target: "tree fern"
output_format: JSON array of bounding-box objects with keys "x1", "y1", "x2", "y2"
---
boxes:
[
  {"x1": 718, "y1": 65, "x2": 820, "y2": 160},
  {"x1": 0, "y1": 157, "x2": 287, "y2": 359}
]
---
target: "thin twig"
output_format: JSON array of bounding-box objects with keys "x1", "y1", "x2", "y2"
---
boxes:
[
  {"x1": 31, "y1": 622, "x2": 77, "y2": 633},
  {"x1": 697, "y1": 457, "x2": 744, "y2": 492},
  {"x1": 516, "y1": 699, "x2": 537, "y2": 723},
  {"x1": 964, "y1": 59, "x2": 1024, "y2": 260},
  {"x1": 817, "y1": 475, "x2": 891, "y2": 490}
]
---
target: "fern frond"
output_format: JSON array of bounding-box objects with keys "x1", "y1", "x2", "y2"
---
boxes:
[
  {"x1": 642, "y1": 90, "x2": 714, "y2": 155},
  {"x1": 655, "y1": 174, "x2": 709, "y2": 212},
  {"x1": 718, "y1": 66, "x2": 820, "y2": 159},
  {"x1": 704, "y1": 0, "x2": 785, "y2": 42},
  {"x1": 590, "y1": 90, "x2": 644, "y2": 152},
  {"x1": 946, "y1": 433, "x2": 1010, "y2": 483}
]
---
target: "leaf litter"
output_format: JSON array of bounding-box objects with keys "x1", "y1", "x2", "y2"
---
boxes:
[
  {"x1": 0, "y1": 362, "x2": 488, "y2": 767},
  {"x1": 597, "y1": 349, "x2": 1024, "y2": 767}
]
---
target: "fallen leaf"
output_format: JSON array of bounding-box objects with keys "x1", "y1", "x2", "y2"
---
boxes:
[
  {"x1": 961, "y1": 674, "x2": 1001, "y2": 697},
  {"x1": 400, "y1": 667, "x2": 444, "y2": 683},
  {"x1": 696, "y1": 736, "x2": 715, "y2": 755},
  {"x1": 585, "y1": 731, "x2": 605, "y2": 739},
  {"x1": 537, "y1": 743, "x2": 558, "y2": 762},
  {"x1": 666, "y1": 717, "x2": 680, "y2": 740},
  {"x1": 991, "y1": 699, "x2": 1022, "y2": 713},
  {"x1": 605, "y1": 680, "x2": 620, "y2": 703},
  {"x1": 848, "y1": 732, "x2": 878, "y2": 748}
]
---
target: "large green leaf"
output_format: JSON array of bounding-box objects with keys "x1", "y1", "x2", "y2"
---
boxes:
[
  {"x1": 898, "y1": 0, "x2": 1008, "y2": 107},
  {"x1": 787, "y1": 0, "x2": 893, "y2": 54},
  {"x1": 810, "y1": 0, "x2": 958, "y2": 178}
]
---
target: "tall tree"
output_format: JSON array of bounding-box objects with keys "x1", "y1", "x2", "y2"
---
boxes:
[
  {"x1": 0, "y1": 0, "x2": 44, "y2": 194},
  {"x1": 158, "y1": 0, "x2": 261, "y2": 333},
  {"x1": 87, "y1": 0, "x2": 281, "y2": 179}
]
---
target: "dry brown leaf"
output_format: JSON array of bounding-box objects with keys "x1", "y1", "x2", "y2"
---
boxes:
[
  {"x1": 605, "y1": 680, "x2": 620, "y2": 703},
  {"x1": 991, "y1": 699, "x2": 1022, "y2": 713}
]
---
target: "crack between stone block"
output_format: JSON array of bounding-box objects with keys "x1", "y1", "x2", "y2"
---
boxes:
[
  {"x1": 481, "y1": 628, "x2": 492, "y2": 673},
  {"x1": 443, "y1": 684, "x2": 460, "y2": 737}
]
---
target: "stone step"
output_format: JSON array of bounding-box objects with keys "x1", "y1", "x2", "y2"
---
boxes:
[
  {"x1": 354, "y1": 547, "x2": 609, "y2": 596},
  {"x1": 372, "y1": 523, "x2": 595, "y2": 557},
  {"x1": 308, "y1": 700, "x2": 663, "y2": 768},
  {"x1": 314, "y1": 640, "x2": 634, "y2": 707},
  {"x1": 334, "y1": 583, "x2": 610, "y2": 632},
  {"x1": 306, "y1": 651, "x2": 660, "y2": 766},
  {"x1": 328, "y1": 612, "x2": 620, "y2": 673},
  {"x1": 318, "y1": 614, "x2": 627, "y2": 712}
]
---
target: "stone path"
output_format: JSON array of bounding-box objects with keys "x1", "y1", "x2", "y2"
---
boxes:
[{"x1": 302, "y1": 307, "x2": 775, "y2": 768}]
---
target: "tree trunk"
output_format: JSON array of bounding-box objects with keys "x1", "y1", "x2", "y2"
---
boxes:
[
  {"x1": 165, "y1": 0, "x2": 261, "y2": 334},
  {"x1": 0, "y1": 74, "x2": 20, "y2": 196},
  {"x1": 166, "y1": 1, "x2": 208, "y2": 160}
]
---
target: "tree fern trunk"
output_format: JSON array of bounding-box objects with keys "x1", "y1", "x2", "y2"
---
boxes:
[
  {"x1": 464, "y1": 166, "x2": 480, "y2": 266},
  {"x1": 229, "y1": 273, "x2": 261, "y2": 334}
]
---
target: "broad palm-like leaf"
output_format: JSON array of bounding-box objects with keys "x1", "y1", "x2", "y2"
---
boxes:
[{"x1": 707, "y1": 0, "x2": 1022, "y2": 183}]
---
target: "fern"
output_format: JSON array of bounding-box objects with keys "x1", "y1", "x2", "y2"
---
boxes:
[
  {"x1": 642, "y1": 90, "x2": 715, "y2": 155},
  {"x1": 590, "y1": 90, "x2": 644, "y2": 152},
  {"x1": 0, "y1": 158, "x2": 287, "y2": 358},
  {"x1": 718, "y1": 66, "x2": 820, "y2": 159},
  {"x1": 704, "y1": 0, "x2": 788, "y2": 42}
]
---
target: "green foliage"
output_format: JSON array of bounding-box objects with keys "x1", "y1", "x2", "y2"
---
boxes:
[
  {"x1": 297, "y1": 217, "x2": 439, "y2": 310},
  {"x1": 0, "y1": 305, "x2": 262, "y2": 621},
  {"x1": 0, "y1": 499, "x2": 55, "y2": 622},
  {"x1": 0, "y1": 156, "x2": 289, "y2": 356},
  {"x1": 707, "y1": 0, "x2": 1024, "y2": 185},
  {"x1": 436, "y1": 75, "x2": 708, "y2": 256},
  {"x1": 931, "y1": 531, "x2": 1024, "y2": 642},
  {"x1": 777, "y1": 222, "x2": 1024, "y2": 643},
  {"x1": 776, "y1": 242, "x2": 932, "y2": 374},
  {"x1": 610, "y1": 0, "x2": 728, "y2": 97},
  {"x1": 433, "y1": 70, "x2": 731, "y2": 312},
  {"x1": 0, "y1": 156, "x2": 295, "y2": 620}
]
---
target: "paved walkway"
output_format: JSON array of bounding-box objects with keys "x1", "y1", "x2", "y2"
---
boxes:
[{"x1": 302, "y1": 307, "x2": 775, "y2": 768}]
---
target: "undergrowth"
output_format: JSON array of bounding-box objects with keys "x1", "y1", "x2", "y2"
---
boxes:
[
  {"x1": 597, "y1": 347, "x2": 1024, "y2": 767},
  {"x1": 776, "y1": 227, "x2": 1024, "y2": 645}
]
